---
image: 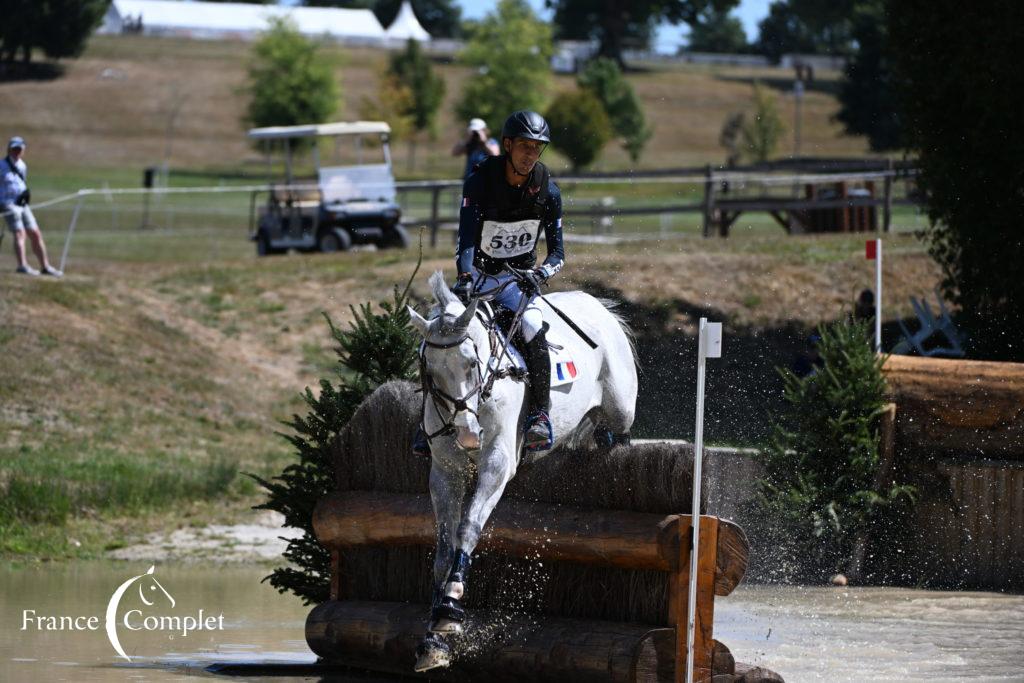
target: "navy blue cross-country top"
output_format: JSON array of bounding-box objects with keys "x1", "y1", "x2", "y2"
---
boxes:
[{"x1": 456, "y1": 156, "x2": 564, "y2": 278}]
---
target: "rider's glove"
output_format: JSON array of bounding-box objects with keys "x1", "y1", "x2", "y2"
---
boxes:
[
  {"x1": 453, "y1": 274, "x2": 473, "y2": 304},
  {"x1": 520, "y1": 268, "x2": 547, "y2": 297}
]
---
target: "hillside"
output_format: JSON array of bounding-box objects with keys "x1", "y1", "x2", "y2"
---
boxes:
[{"x1": 3, "y1": 34, "x2": 873, "y2": 186}]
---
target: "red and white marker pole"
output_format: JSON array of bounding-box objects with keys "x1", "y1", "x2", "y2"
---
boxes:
[{"x1": 866, "y1": 238, "x2": 882, "y2": 352}]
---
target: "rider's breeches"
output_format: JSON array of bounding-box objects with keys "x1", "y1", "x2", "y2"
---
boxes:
[{"x1": 471, "y1": 270, "x2": 544, "y2": 341}]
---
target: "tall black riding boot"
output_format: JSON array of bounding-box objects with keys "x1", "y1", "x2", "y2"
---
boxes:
[{"x1": 524, "y1": 326, "x2": 553, "y2": 451}]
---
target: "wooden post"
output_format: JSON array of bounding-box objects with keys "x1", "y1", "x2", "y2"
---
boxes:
[
  {"x1": 669, "y1": 516, "x2": 719, "y2": 683},
  {"x1": 883, "y1": 158, "x2": 894, "y2": 233},
  {"x1": 429, "y1": 185, "x2": 441, "y2": 248},
  {"x1": 701, "y1": 165, "x2": 716, "y2": 238}
]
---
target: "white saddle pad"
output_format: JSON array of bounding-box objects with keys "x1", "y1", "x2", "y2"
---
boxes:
[{"x1": 548, "y1": 332, "x2": 579, "y2": 387}]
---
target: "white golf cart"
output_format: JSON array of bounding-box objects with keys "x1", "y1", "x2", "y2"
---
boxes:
[{"x1": 247, "y1": 121, "x2": 409, "y2": 255}]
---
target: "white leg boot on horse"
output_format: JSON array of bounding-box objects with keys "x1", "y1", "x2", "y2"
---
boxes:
[{"x1": 408, "y1": 272, "x2": 638, "y2": 674}]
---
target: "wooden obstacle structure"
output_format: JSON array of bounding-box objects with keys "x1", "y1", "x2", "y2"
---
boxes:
[{"x1": 304, "y1": 381, "x2": 776, "y2": 682}]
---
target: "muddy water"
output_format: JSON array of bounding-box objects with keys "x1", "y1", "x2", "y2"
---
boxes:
[{"x1": 2, "y1": 563, "x2": 1022, "y2": 682}]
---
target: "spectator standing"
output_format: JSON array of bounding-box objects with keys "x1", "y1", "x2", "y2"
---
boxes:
[
  {"x1": 451, "y1": 118, "x2": 499, "y2": 179},
  {"x1": 2, "y1": 137, "x2": 61, "y2": 276}
]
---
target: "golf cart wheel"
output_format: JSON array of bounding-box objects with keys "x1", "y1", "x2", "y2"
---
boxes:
[
  {"x1": 319, "y1": 229, "x2": 352, "y2": 253},
  {"x1": 256, "y1": 233, "x2": 283, "y2": 257},
  {"x1": 382, "y1": 224, "x2": 410, "y2": 249}
]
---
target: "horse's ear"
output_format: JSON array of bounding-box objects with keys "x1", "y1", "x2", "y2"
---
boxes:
[
  {"x1": 453, "y1": 299, "x2": 478, "y2": 330},
  {"x1": 408, "y1": 306, "x2": 430, "y2": 337}
]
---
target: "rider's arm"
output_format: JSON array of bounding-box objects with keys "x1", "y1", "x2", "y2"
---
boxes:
[
  {"x1": 455, "y1": 173, "x2": 485, "y2": 276},
  {"x1": 538, "y1": 180, "x2": 564, "y2": 279}
]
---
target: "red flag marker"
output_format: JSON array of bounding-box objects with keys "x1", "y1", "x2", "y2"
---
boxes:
[{"x1": 865, "y1": 239, "x2": 878, "y2": 260}]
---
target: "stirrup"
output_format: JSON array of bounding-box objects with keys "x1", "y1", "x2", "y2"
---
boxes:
[{"x1": 524, "y1": 411, "x2": 554, "y2": 452}]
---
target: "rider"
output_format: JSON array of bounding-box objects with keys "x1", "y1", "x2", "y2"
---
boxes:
[{"x1": 413, "y1": 110, "x2": 563, "y2": 456}]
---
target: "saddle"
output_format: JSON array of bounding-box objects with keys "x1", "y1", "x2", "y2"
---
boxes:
[{"x1": 487, "y1": 306, "x2": 578, "y2": 388}]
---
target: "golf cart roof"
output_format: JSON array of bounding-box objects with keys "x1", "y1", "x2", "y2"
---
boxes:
[{"x1": 247, "y1": 121, "x2": 391, "y2": 140}]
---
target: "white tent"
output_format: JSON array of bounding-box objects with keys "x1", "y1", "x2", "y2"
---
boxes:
[
  {"x1": 101, "y1": 0, "x2": 386, "y2": 43},
  {"x1": 384, "y1": 1, "x2": 431, "y2": 42}
]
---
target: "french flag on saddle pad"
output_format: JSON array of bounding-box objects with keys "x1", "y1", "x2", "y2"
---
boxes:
[{"x1": 555, "y1": 361, "x2": 577, "y2": 382}]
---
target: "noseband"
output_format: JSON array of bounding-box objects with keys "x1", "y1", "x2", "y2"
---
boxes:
[{"x1": 418, "y1": 305, "x2": 527, "y2": 445}]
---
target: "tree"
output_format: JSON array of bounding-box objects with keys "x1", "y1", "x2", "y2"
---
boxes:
[
  {"x1": 686, "y1": 8, "x2": 750, "y2": 54},
  {"x1": 253, "y1": 261, "x2": 423, "y2": 604},
  {"x1": 545, "y1": 90, "x2": 613, "y2": 171},
  {"x1": 1, "y1": 0, "x2": 110, "y2": 66},
  {"x1": 754, "y1": 0, "x2": 858, "y2": 63},
  {"x1": 740, "y1": 82, "x2": 784, "y2": 163},
  {"x1": 244, "y1": 17, "x2": 340, "y2": 133},
  {"x1": 374, "y1": 0, "x2": 462, "y2": 38},
  {"x1": 455, "y1": 0, "x2": 552, "y2": 135},
  {"x1": 835, "y1": 0, "x2": 901, "y2": 151},
  {"x1": 548, "y1": 0, "x2": 738, "y2": 68},
  {"x1": 751, "y1": 319, "x2": 914, "y2": 582},
  {"x1": 576, "y1": 58, "x2": 652, "y2": 164},
  {"x1": 387, "y1": 39, "x2": 446, "y2": 170},
  {"x1": 889, "y1": 0, "x2": 1024, "y2": 361}
]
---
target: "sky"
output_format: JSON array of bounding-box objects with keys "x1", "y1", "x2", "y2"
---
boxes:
[{"x1": 457, "y1": 0, "x2": 773, "y2": 54}]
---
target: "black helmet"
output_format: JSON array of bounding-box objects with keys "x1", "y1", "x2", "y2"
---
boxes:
[{"x1": 501, "y1": 111, "x2": 550, "y2": 144}]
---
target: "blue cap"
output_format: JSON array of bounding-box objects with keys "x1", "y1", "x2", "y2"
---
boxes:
[{"x1": 8, "y1": 136, "x2": 25, "y2": 149}]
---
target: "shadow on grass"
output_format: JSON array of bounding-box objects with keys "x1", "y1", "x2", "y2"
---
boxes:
[
  {"x1": 0, "y1": 61, "x2": 65, "y2": 82},
  {"x1": 582, "y1": 280, "x2": 914, "y2": 446},
  {"x1": 715, "y1": 73, "x2": 842, "y2": 97}
]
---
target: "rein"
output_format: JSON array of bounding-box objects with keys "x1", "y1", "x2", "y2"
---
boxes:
[{"x1": 418, "y1": 299, "x2": 528, "y2": 445}]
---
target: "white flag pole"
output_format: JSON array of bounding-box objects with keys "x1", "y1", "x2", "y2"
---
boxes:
[
  {"x1": 875, "y1": 238, "x2": 883, "y2": 352},
  {"x1": 686, "y1": 318, "x2": 721, "y2": 683}
]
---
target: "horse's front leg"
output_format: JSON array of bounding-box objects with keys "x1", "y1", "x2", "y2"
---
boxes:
[
  {"x1": 440, "y1": 427, "x2": 518, "y2": 616},
  {"x1": 427, "y1": 457, "x2": 467, "y2": 633}
]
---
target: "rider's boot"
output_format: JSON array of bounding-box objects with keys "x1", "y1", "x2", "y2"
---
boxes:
[
  {"x1": 524, "y1": 326, "x2": 554, "y2": 452},
  {"x1": 412, "y1": 426, "x2": 431, "y2": 458}
]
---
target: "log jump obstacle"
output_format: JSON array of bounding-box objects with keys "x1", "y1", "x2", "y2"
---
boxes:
[
  {"x1": 308, "y1": 492, "x2": 752, "y2": 681},
  {"x1": 303, "y1": 382, "x2": 774, "y2": 682}
]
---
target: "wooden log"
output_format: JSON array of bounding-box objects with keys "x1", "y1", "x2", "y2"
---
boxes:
[
  {"x1": 306, "y1": 600, "x2": 739, "y2": 683},
  {"x1": 314, "y1": 490, "x2": 748, "y2": 587},
  {"x1": 882, "y1": 355, "x2": 1024, "y2": 458}
]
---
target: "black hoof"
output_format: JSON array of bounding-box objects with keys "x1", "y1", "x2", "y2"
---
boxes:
[{"x1": 594, "y1": 426, "x2": 614, "y2": 448}]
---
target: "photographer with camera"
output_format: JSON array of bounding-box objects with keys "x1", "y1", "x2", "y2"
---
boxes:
[
  {"x1": 2, "y1": 137, "x2": 61, "y2": 276},
  {"x1": 451, "y1": 118, "x2": 499, "y2": 180}
]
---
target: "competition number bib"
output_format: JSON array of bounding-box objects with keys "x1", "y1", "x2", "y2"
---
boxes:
[{"x1": 480, "y1": 219, "x2": 540, "y2": 259}]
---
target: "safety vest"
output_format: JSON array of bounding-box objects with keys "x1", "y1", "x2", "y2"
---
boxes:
[{"x1": 473, "y1": 155, "x2": 551, "y2": 275}]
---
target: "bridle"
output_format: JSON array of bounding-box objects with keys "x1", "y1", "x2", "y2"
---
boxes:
[{"x1": 418, "y1": 290, "x2": 529, "y2": 446}]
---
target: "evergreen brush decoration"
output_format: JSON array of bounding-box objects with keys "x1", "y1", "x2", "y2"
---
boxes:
[
  {"x1": 752, "y1": 318, "x2": 915, "y2": 583},
  {"x1": 250, "y1": 250, "x2": 422, "y2": 604}
]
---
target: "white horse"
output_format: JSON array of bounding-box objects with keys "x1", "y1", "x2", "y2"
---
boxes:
[{"x1": 408, "y1": 271, "x2": 638, "y2": 671}]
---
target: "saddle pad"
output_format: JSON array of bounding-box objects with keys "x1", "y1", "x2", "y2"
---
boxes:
[{"x1": 548, "y1": 332, "x2": 579, "y2": 387}]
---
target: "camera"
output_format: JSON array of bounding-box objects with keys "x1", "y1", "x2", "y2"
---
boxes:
[{"x1": 16, "y1": 189, "x2": 30, "y2": 206}]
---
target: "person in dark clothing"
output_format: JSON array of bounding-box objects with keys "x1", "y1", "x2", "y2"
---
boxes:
[
  {"x1": 451, "y1": 118, "x2": 499, "y2": 180},
  {"x1": 413, "y1": 110, "x2": 564, "y2": 457}
]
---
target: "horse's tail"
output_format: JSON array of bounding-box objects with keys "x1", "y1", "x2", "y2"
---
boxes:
[{"x1": 595, "y1": 297, "x2": 639, "y2": 371}]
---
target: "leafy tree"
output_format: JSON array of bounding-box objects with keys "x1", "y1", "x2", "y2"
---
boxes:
[
  {"x1": 358, "y1": 71, "x2": 415, "y2": 143},
  {"x1": 889, "y1": 0, "x2": 1024, "y2": 361},
  {"x1": 253, "y1": 258, "x2": 423, "y2": 604},
  {"x1": 455, "y1": 0, "x2": 552, "y2": 135},
  {"x1": 388, "y1": 39, "x2": 446, "y2": 169},
  {"x1": 751, "y1": 320, "x2": 914, "y2": 582},
  {"x1": 244, "y1": 17, "x2": 340, "y2": 133},
  {"x1": 374, "y1": 0, "x2": 462, "y2": 38},
  {"x1": 686, "y1": 8, "x2": 750, "y2": 53},
  {"x1": 754, "y1": 0, "x2": 859, "y2": 63},
  {"x1": 548, "y1": 0, "x2": 738, "y2": 68},
  {"x1": 1, "y1": 0, "x2": 110, "y2": 65},
  {"x1": 545, "y1": 90, "x2": 613, "y2": 171},
  {"x1": 576, "y1": 58, "x2": 652, "y2": 164},
  {"x1": 835, "y1": 0, "x2": 901, "y2": 151},
  {"x1": 740, "y1": 82, "x2": 784, "y2": 163},
  {"x1": 719, "y1": 111, "x2": 745, "y2": 166}
]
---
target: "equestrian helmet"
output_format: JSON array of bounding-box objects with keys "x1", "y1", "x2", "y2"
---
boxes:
[{"x1": 501, "y1": 111, "x2": 550, "y2": 145}]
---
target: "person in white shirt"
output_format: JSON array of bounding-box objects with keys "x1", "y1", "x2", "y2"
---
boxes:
[{"x1": 2, "y1": 136, "x2": 61, "y2": 276}]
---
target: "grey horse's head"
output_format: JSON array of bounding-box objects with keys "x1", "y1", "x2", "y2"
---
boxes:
[{"x1": 408, "y1": 272, "x2": 484, "y2": 451}]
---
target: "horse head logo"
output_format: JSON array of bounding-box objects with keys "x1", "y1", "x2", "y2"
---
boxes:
[{"x1": 105, "y1": 565, "x2": 175, "y2": 662}]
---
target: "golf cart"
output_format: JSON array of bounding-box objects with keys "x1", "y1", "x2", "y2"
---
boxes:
[{"x1": 247, "y1": 121, "x2": 409, "y2": 255}]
